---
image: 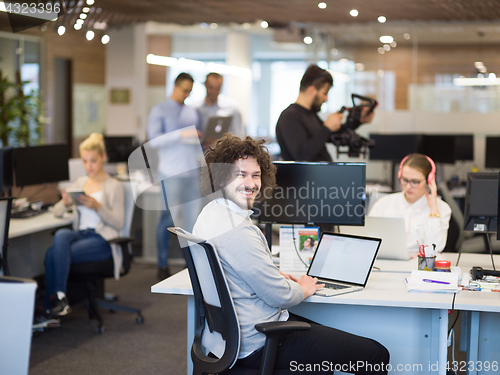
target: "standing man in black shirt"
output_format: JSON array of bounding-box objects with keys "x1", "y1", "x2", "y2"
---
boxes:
[{"x1": 276, "y1": 64, "x2": 373, "y2": 161}]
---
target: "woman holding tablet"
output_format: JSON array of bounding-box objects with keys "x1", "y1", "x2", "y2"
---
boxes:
[
  {"x1": 43, "y1": 133, "x2": 124, "y2": 317},
  {"x1": 368, "y1": 153, "x2": 451, "y2": 254}
]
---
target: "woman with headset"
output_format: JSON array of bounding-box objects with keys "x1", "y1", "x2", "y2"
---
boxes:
[{"x1": 368, "y1": 153, "x2": 451, "y2": 253}]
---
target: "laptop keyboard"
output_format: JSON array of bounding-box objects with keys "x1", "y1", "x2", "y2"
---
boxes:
[{"x1": 322, "y1": 282, "x2": 350, "y2": 290}]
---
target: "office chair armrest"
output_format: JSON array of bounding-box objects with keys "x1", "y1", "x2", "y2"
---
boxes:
[
  {"x1": 255, "y1": 321, "x2": 310, "y2": 335},
  {"x1": 107, "y1": 237, "x2": 134, "y2": 246},
  {"x1": 255, "y1": 321, "x2": 311, "y2": 375}
]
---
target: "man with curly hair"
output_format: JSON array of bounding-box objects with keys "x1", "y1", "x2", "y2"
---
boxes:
[{"x1": 193, "y1": 134, "x2": 389, "y2": 374}]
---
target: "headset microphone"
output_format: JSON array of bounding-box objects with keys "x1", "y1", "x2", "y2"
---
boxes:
[{"x1": 470, "y1": 266, "x2": 500, "y2": 280}]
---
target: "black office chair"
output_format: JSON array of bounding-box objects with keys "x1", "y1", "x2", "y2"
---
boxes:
[
  {"x1": 0, "y1": 197, "x2": 13, "y2": 276},
  {"x1": 69, "y1": 181, "x2": 144, "y2": 334},
  {"x1": 168, "y1": 227, "x2": 310, "y2": 375}
]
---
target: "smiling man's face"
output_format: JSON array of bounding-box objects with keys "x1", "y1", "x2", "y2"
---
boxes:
[{"x1": 222, "y1": 156, "x2": 261, "y2": 209}]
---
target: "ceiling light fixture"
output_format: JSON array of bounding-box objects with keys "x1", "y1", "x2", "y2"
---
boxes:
[
  {"x1": 80, "y1": 13, "x2": 87, "y2": 19},
  {"x1": 82, "y1": 7, "x2": 90, "y2": 12},
  {"x1": 86, "y1": 30, "x2": 95, "y2": 40},
  {"x1": 57, "y1": 26, "x2": 65, "y2": 35},
  {"x1": 379, "y1": 36, "x2": 393, "y2": 43},
  {"x1": 261, "y1": 20, "x2": 268, "y2": 28},
  {"x1": 390, "y1": 41, "x2": 397, "y2": 48},
  {"x1": 101, "y1": 34, "x2": 110, "y2": 44},
  {"x1": 383, "y1": 44, "x2": 391, "y2": 51},
  {"x1": 377, "y1": 47, "x2": 385, "y2": 55},
  {"x1": 378, "y1": 16, "x2": 386, "y2": 23},
  {"x1": 86, "y1": 0, "x2": 95, "y2": 5},
  {"x1": 74, "y1": 23, "x2": 82, "y2": 30},
  {"x1": 404, "y1": 33, "x2": 410, "y2": 40},
  {"x1": 210, "y1": 23, "x2": 218, "y2": 29},
  {"x1": 318, "y1": 2, "x2": 327, "y2": 9},
  {"x1": 350, "y1": 9, "x2": 358, "y2": 17},
  {"x1": 303, "y1": 36, "x2": 313, "y2": 44}
]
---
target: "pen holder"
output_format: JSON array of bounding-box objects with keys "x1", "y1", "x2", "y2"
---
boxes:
[{"x1": 418, "y1": 256, "x2": 436, "y2": 271}]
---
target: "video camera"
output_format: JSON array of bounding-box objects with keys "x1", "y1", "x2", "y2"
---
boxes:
[{"x1": 331, "y1": 94, "x2": 378, "y2": 158}]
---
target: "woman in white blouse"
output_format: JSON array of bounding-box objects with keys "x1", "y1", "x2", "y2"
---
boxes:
[
  {"x1": 369, "y1": 153, "x2": 451, "y2": 254},
  {"x1": 43, "y1": 133, "x2": 124, "y2": 317}
]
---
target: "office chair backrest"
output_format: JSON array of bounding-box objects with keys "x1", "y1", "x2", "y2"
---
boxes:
[
  {"x1": 117, "y1": 180, "x2": 137, "y2": 274},
  {"x1": 0, "y1": 198, "x2": 13, "y2": 275},
  {"x1": 168, "y1": 227, "x2": 241, "y2": 375},
  {"x1": 438, "y1": 182, "x2": 464, "y2": 252}
]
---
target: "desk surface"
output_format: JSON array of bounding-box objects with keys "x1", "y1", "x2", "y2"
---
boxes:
[{"x1": 9, "y1": 211, "x2": 74, "y2": 239}]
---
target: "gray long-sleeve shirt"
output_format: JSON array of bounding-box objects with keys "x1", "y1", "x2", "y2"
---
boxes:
[{"x1": 193, "y1": 198, "x2": 303, "y2": 358}]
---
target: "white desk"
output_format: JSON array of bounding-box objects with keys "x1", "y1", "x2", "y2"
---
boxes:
[
  {"x1": 6, "y1": 211, "x2": 73, "y2": 277},
  {"x1": 152, "y1": 264, "x2": 453, "y2": 375}
]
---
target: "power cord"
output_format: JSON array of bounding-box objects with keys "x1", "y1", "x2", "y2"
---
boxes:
[{"x1": 292, "y1": 224, "x2": 308, "y2": 268}]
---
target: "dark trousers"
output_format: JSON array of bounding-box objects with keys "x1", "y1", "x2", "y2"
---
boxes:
[{"x1": 238, "y1": 313, "x2": 390, "y2": 374}]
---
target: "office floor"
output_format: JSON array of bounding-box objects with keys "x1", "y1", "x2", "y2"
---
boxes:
[{"x1": 29, "y1": 263, "x2": 188, "y2": 375}]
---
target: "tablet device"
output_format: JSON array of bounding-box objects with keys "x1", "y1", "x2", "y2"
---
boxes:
[
  {"x1": 65, "y1": 188, "x2": 87, "y2": 205},
  {"x1": 202, "y1": 115, "x2": 233, "y2": 144}
]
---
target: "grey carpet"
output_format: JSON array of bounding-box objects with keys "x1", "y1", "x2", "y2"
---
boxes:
[{"x1": 29, "y1": 264, "x2": 188, "y2": 375}]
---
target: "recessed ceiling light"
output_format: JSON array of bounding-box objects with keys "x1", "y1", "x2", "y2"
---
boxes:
[
  {"x1": 350, "y1": 9, "x2": 358, "y2": 17},
  {"x1": 330, "y1": 48, "x2": 338, "y2": 56},
  {"x1": 489, "y1": 73, "x2": 497, "y2": 80},
  {"x1": 318, "y1": 2, "x2": 327, "y2": 9},
  {"x1": 80, "y1": 13, "x2": 87, "y2": 19},
  {"x1": 57, "y1": 26, "x2": 65, "y2": 35},
  {"x1": 242, "y1": 23, "x2": 251, "y2": 29},
  {"x1": 474, "y1": 61, "x2": 484, "y2": 68},
  {"x1": 378, "y1": 47, "x2": 385, "y2": 54},
  {"x1": 86, "y1": 0, "x2": 94, "y2": 5},
  {"x1": 86, "y1": 30, "x2": 95, "y2": 40},
  {"x1": 74, "y1": 23, "x2": 82, "y2": 30},
  {"x1": 101, "y1": 35, "x2": 110, "y2": 44},
  {"x1": 355, "y1": 63, "x2": 365, "y2": 71},
  {"x1": 478, "y1": 66, "x2": 487, "y2": 73},
  {"x1": 380, "y1": 35, "x2": 393, "y2": 43},
  {"x1": 383, "y1": 44, "x2": 391, "y2": 51},
  {"x1": 261, "y1": 20, "x2": 268, "y2": 28},
  {"x1": 210, "y1": 23, "x2": 218, "y2": 29},
  {"x1": 404, "y1": 33, "x2": 411, "y2": 40},
  {"x1": 82, "y1": 7, "x2": 90, "y2": 12},
  {"x1": 390, "y1": 41, "x2": 397, "y2": 48},
  {"x1": 378, "y1": 16, "x2": 386, "y2": 23},
  {"x1": 303, "y1": 36, "x2": 313, "y2": 44}
]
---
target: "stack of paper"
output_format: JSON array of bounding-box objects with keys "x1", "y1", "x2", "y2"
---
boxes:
[{"x1": 406, "y1": 270, "x2": 460, "y2": 293}]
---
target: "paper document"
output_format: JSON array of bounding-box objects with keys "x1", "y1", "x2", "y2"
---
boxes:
[{"x1": 406, "y1": 270, "x2": 459, "y2": 293}]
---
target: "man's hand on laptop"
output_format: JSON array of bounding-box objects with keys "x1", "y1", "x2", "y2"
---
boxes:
[
  {"x1": 298, "y1": 275, "x2": 325, "y2": 300},
  {"x1": 279, "y1": 271, "x2": 298, "y2": 282}
]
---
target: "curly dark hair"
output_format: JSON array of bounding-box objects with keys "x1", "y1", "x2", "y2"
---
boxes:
[{"x1": 200, "y1": 133, "x2": 277, "y2": 201}]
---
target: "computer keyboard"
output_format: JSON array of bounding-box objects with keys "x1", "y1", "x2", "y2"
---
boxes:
[
  {"x1": 10, "y1": 207, "x2": 47, "y2": 219},
  {"x1": 322, "y1": 282, "x2": 350, "y2": 290}
]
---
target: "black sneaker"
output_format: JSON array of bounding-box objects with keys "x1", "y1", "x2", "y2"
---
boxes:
[
  {"x1": 49, "y1": 293, "x2": 72, "y2": 317},
  {"x1": 33, "y1": 307, "x2": 60, "y2": 330}
]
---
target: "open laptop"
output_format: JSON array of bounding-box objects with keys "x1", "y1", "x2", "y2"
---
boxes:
[
  {"x1": 339, "y1": 217, "x2": 411, "y2": 260},
  {"x1": 202, "y1": 115, "x2": 233, "y2": 144},
  {"x1": 307, "y1": 232, "x2": 381, "y2": 297}
]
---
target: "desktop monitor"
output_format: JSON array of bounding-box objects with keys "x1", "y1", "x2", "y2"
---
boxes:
[
  {"x1": 485, "y1": 137, "x2": 500, "y2": 169},
  {"x1": 103, "y1": 136, "x2": 136, "y2": 163},
  {"x1": 258, "y1": 162, "x2": 366, "y2": 226},
  {"x1": 12, "y1": 144, "x2": 70, "y2": 187},
  {"x1": 463, "y1": 172, "x2": 498, "y2": 233},
  {"x1": 454, "y1": 135, "x2": 474, "y2": 161},
  {"x1": 420, "y1": 135, "x2": 456, "y2": 164},
  {"x1": 368, "y1": 134, "x2": 421, "y2": 161}
]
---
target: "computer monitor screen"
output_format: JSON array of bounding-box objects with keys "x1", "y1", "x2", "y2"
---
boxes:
[
  {"x1": 13, "y1": 144, "x2": 70, "y2": 186},
  {"x1": 0, "y1": 147, "x2": 13, "y2": 192},
  {"x1": 463, "y1": 172, "x2": 498, "y2": 232},
  {"x1": 421, "y1": 135, "x2": 456, "y2": 164},
  {"x1": 104, "y1": 136, "x2": 136, "y2": 163},
  {"x1": 454, "y1": 135, "x2": 474, "y2": 161},
  {"x1": 258, "y1": 162, "x2": 366, "y2": 225},
  {"x1": 368, "y1": 134, "x2": 421, "y2": 161},
  {"x1": 485, "y1": 137, "x2": 500, "y2": 169}
]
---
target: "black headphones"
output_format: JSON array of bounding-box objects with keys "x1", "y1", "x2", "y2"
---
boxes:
[{"x1": 470, "y1": 266, "x2": 500, "y2": 280}]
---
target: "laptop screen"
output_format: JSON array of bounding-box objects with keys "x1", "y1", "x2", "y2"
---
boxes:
[{"x1": 307, "y1": 232, "x2": 381, "y2": 287}]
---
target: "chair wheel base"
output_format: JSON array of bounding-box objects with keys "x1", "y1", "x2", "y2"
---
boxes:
[
  {"x1": 136, "y1": 315, "x2": 144, "y2": 324},
  {"x1": 95, "y1": 325, "x2": 105, "y2": 334}
]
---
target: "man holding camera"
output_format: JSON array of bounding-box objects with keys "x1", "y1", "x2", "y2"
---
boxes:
[{"x1": 276, "y1": 64, "x2": 374, "y2": 162}]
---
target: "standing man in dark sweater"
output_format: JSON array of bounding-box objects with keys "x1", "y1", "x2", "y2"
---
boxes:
[{"x1": 276, "y1": 64, "x2": 373, "y2": 161}]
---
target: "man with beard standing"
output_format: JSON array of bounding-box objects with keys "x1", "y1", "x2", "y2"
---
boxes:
[{"x1": 276, "y1": 64, "x2": 372, "y2": 162}]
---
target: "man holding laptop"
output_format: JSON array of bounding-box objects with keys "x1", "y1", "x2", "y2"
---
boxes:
[{"x1": 193, "y1": 134, "x2": 389, "y2": 373}]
